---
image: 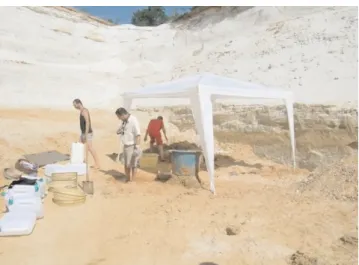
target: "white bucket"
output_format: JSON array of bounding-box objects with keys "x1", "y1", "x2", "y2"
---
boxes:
[
  {"x1": 0, "y1": 211, "x2": 37, "y2": 237},
  {"x1": 6, "y1": 195, "x2": 44, "y2": 219},
  {"x1": 71, "y1": 142, "x2": 84, "y2": 164}
]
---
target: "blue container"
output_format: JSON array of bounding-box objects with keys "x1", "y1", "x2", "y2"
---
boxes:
[{"x1": 170, "y1": 150, "x2": 201, "y2": 176}]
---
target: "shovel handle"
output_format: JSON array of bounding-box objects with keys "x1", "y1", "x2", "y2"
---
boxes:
[{"x1": 85, "y1": 140, "x2": 90, "y2": 182}]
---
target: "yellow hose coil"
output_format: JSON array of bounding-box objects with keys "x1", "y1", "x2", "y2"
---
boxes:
[
  {"x1": 48, "y1": 172, "x2": 78, "y2": 192},
  {"x1": 52, "y1": 198, "x2": 86, "y2": 206},
  {"x1": 52, "y1": 187, "x2": 86, "y2": 206},
  {"x1": 50, "y1": 173, "x2": 86, "y2": 206}
]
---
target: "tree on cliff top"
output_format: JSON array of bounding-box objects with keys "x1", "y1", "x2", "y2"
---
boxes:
[{"x1": 131, "y1": 6, "x2": 168, "y2": 26}]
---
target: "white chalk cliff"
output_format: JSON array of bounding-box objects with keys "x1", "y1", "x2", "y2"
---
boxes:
[{"x1": 0, "y1": 6, "x2": 357, "y2": 109}]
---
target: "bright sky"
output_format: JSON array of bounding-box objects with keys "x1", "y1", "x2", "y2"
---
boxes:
[{"x1": 74, "y1": 6, "x2": 192, "y2": 24}]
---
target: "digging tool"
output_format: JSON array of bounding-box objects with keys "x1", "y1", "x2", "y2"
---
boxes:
[{"x1": 82, "y1": 141, "x2": 94, "y2": 195}]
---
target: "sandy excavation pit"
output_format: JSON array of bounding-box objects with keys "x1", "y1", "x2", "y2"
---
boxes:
[
  {"x1": 0, "y1": 6, "x2": 358, "y2": 265},
  {"x1": 143, "y1": 140, "x2": 262, "y2": 189}
]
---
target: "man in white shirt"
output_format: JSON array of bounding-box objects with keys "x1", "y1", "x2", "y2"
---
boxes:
[{"x1": 116, "y1": 108, "x2": 141, "y2": 182}]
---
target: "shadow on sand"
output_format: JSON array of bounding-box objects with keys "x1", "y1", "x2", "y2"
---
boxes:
[
  {"x1": 100, "y1": 169, "x2": 127, "y2": 183},
  {"x1": 106, "y1": 153, "x2": 119, "y2": 163}
]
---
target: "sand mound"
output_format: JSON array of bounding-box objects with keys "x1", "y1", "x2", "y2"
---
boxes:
[
  {"x1": 295, "y1": 155, "x2": 358, "y2": 201},
  {"x1": 165, "y1": 141, "x2": 201, "y2": 151}
]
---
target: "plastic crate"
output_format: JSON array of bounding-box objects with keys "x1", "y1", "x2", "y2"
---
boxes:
[{"x1": 139, "y1": 153, "x2": 159, "y2": 172}]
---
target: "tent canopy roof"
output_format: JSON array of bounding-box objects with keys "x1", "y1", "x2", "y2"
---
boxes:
[{"x1": 122, "y1": 73, "x2": 293, "y2": 100}]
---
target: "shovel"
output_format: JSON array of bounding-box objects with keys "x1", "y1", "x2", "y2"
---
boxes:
[{"x1": 82, "y1": 141, "x2": 94, "y2": 195}]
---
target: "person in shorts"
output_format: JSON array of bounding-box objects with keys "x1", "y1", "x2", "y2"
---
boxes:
[
  {"x1": 73, "y1": 99, "x2": 100, "y2": 169},
  {"x1": 116, "y1": 107, "x2": 141, "y2": 182},
  {"x1": 144, "y1": 116, "x2": 168, "y2": 161}
]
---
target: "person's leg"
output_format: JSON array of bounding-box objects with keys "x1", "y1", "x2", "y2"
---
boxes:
[
  {"x1": 149, "y1": 137, "x2": 155, "y2": 152},
  {"x1": 80, "y1": 134, "x2": 85, "y2": 144},
  {"x1": 131, "y1": 149, "x2": 141, "y2": 181},
  {"x1": 131, "y1": 167, "x2": 137, "y2": 181},
  {"x1": 86, "y1": 136, "x2": 100, "y2": 169},
  {"x1": 155, "y1": 135, "x2": 164, "y2": 161},
  {"x1": 125, "y1": 145, "x2": 136, "y2": 181},
  {"x1": 125, "y1": 166, "x2": 131, "y2": 180},
  {"x1": 123, "y1": 146, "x2": 131, "y2": 181},
  {"x1": 158, "y1": 145, "x2": 164, "y2": 161}
]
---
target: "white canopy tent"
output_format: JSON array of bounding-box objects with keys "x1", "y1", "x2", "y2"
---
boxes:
[{"x1": 122, "y1": 73, "x2": 296, "y2": 194}]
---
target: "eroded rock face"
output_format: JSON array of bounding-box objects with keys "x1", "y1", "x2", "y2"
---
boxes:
[
  {"x1": 170, "y1": 104, "x2": 358, "y2": 134},
  {"x1": 140, "y1": 104, "x2": 358, "y2": 171}
]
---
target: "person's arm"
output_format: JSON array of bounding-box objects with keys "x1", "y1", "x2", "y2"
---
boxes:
[
  {"x1": 161, "y1": 121, "x2": 168, "y2": 141},
  {"x1": 133, "y1": 118, "x2": 141, "y2": 147}
]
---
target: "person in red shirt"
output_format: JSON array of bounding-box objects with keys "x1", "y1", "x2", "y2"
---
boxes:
[{"x1": 144, "y1": 116, "x2": 168, "y2": 161}]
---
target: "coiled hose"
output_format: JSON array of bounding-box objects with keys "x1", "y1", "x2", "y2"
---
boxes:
[
  {"x1": 49, "y1": 172, "x2": 86, "y2": 206},
  {"x1": 48, "y1": 172, "x2": 78, "y2": 192},
  {"x1": 52, "y1": 187, "x2": 86, "y2": 206}
]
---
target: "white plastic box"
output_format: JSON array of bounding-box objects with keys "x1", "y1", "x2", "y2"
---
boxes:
[
  {"x1": 71, "y1": 142, "x2": 85, "y2": 164},
  {"x1": 0, "y1": 211, "x2": 37, "y2": 237},
  {"x1": 8, "y1": 184, "x2": 42, "y2": 198},
  {"x1": 44, "y1": 163, "x2": 86, "y2": 177},
  {"x1": 5, "y1": 194, "x2": 44, "y2": 219}
]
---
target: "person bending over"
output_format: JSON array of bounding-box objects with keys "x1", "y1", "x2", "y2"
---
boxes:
[{"x1": 144, "y1": 116, "x2": 168, "y2": 161}]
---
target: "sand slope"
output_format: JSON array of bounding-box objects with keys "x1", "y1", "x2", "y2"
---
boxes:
[{"x1": 0, "y1": 6, "x2": 357, "y2": 109}]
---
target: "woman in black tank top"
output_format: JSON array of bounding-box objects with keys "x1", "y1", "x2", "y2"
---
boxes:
[
  {"x1": 80, "y1": 110, "x2": 93, "y2": 134},
  {"x1": 73, "y1": 99, "x2": 100, "y2": 169}
]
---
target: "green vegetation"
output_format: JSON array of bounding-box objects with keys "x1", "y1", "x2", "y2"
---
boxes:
[{"x1": 131, "y1": 6, "x2": 190, "y2": 26}]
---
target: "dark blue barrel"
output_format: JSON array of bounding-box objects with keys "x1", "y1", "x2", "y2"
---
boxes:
[{"x1": 170, "y1": 150, "x2": 201, "y2": 176}]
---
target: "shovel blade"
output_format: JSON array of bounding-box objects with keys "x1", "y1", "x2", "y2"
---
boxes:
[{"x1": 82, "y1": 181, "x2": 94, "y2": 195}]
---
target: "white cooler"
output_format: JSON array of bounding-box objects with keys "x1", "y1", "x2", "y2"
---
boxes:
[
  {"x1": 0, "y1": 211, "x2": 37, "y2": 237},
  {"x1": 44, "y1": 163, "x2": 86, "y2": 177},
  {"x1": 5, "y1": 194, "x2": 44, "y2": 219}
]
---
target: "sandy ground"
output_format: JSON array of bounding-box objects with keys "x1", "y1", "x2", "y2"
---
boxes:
[
  {"x1": 0, "y1": 109, "x2": 357, "y2": 265},
  {"x1": 0, "y1": 5, "x2": 357, "y2": 265}
]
